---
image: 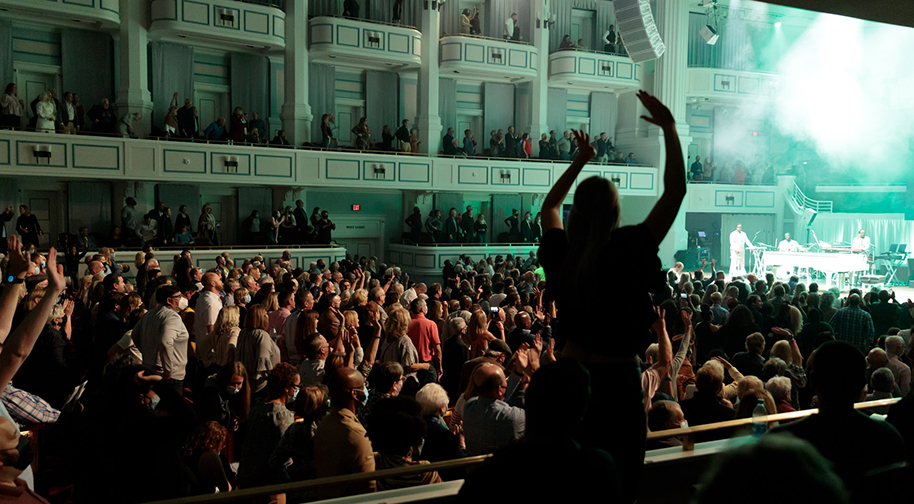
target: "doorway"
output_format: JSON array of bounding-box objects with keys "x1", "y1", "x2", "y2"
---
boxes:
[
  {"x1": 571, "y1": 9, "x2": 596, "y2": 49},
  {"x1": 16, "y1": 67, "x2": 60, "y2": 127},
  {"x1": 195, "y1": 87, "x2": 229, "y2": 129},
  {"x1": 21, "y1": 190, "x2": 65, "y2": 249}
]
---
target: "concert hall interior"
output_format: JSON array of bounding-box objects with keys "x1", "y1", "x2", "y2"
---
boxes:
[{"x1": 0, "y1": 0, "x2": 913, "y2": 503}]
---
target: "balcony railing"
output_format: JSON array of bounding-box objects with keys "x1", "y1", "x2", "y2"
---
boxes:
[
  {"x1": 0, "y1": 0, "x2": 119, "y2": 28},
  {"x1": 547, "y1": 50, "x2": 641, "y2": 91},
  {"x1": 439, "y1": 35, "x2": 538, "y2": 82},
  {"x1": 309, "y1": 16, "x2": 422, "y2": 69},
  {"x1": 149, "y1": 0, "x2": 286, "y2": 52}
]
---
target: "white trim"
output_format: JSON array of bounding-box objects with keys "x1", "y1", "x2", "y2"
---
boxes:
[
  {"x1": 12, "y1": 62, "x2": 62, "y2": 75},
  {"x1": 337, "y1": 98, "x2": 366, "y2": 108},
  {"x1": 193, "y1": 82, "x2": 231, "y2": 93}
]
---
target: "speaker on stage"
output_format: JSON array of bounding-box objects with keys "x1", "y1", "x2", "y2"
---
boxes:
[
  {"x1": 699, "y1": 25, "x2": 719, "y2": 45},
  {"x1": 799, "y1": 208, "x2": 817, "y2": 229},
  {"x1": 613, "y1": 0, "x2": 665, "y2": 63}
]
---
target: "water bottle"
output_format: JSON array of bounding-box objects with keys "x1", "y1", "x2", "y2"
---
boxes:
[{"x1": 751, "y1": 399, "x2": 768, "y2": 438}]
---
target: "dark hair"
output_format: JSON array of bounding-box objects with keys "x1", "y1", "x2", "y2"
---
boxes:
[
  {"x1": 155, "y1": 285, "x2": 180, "y2": 305},
  {"x1": 368, "y1": 361, "x2": 404, "y2": 393},
  {"x1": 365, "y1": 396, "x2": 426, "y2": 456},
  {"x1": 103, "y1": 273, "x2": 123, "y2": 292},
  {"x1": 3, "y1": 83, "x2": 14, "y2": 95},
  {"x1": 266, "y1": 362, "x2": 299, "y2": 400}
]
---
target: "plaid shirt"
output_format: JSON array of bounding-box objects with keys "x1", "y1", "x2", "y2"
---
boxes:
[
  {"x1": 1, "y1": 384, "x2": 60, "y2": 426},
  {"x1": 830, "y1": 305, "x2": 875, "y2": 353}
]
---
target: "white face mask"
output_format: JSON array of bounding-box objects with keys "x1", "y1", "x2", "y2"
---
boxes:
[{"x1": 177, "y1": 297, "x2": 189, "y2": 311}]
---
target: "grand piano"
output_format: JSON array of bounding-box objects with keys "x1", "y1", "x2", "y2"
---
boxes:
[{"x1": 763, "y1": 251, "x2": 868, "y2": 290}]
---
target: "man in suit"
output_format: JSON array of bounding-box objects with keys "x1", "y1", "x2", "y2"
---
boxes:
[
  {"x1": 293, "y1": 200, "x2": 308, "y2": 243},
  {"x1": 504, "y1": 126, "x2": 519, "y2": 158},
  {"x1": 442, "y1": 128, "x2": 455, "y2": 154},
  {"x1": 445, "y1": 208, "x2": 461, "y2": 243}
]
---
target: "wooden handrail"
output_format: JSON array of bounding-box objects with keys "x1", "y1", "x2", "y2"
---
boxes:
[
  {"x1": 646, "y1": 397, "x2": 901, "y2": 448},
  {"x1": 145, "y1": 454, "x2": 491, "y2": 504},
  {"x1": 124, "y1": 398, "x2": 907, "y2": 503}
]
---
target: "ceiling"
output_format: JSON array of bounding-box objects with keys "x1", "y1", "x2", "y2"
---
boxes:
[{"x1": 758, "y1": 0, "x2": 914, "y2": 30}]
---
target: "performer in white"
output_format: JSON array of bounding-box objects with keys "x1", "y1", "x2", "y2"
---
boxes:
[
  {"x1": 850, "y1": 229, "x2": 873, "y2": 282},
  {"x1": 778, "y1": 233, "x2": 801, "y2": 252},
  {"x1": 729, "y1": 224, "x2": 753, "y2": 276},
  {"x1": 777, "y1": 232, "x2": 802, "y2": 278},
  {"x1": 851, "y1": 229, "x2": 872, "y2": 252}
]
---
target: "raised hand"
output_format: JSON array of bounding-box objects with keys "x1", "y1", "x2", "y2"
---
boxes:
[
  {"x1": 571, "y1": 130, "x2": 595, "y2": 159},
  {"x1": 680, "y1": 309, "x2": 692, "y2": 327},
  {"x1": 6, "y1": 236, "x2": 30, "y2": 280},
  {"x1": 652, "y1": 306, "x2": 666, "y2": 334},
  {"x1": 515, "y1": 342, "x2": 530, "y2": 372},
  {"x1": 533, "y1": 334, "x2": 543, "y2": 355},
  {"x1": 63, "y1": 298, "x2": 75, "y2": 317},
  {"x1": 711, "y1": 356, "x2": 732, "y2": 370},
  {"x1": 46, "y1": 247, "x2": 65, "y2": 294},
  {"x1": 637, "y1": 90, "x2": 675, "y2": 130}
]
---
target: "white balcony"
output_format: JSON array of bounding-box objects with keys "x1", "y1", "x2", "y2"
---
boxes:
[
  {"x1": 0, "y1": 0, "x2": 119, "y2": 29},
  {"x1": 389, "y1": 243, "x2": 539, "y2": 285},
  {"x1": 686, "y1": 67, "x2": 782, "y2": 104},
  {"x1": 150, "y1": 0, "x2": 285, "y2": 53},
  {"x1": 686, "y1": 182, "x2": 781, "y2": 214},
  {"x1": 439, "y1": 35, "x2": 537, "y2": 83},
  {"x1": 548, "y1": 50, "x2": 642, "y2": 92},
  {"x1": 0, "y1": 129, "x2": 658, "y2": 197},
  {"x1": 309, "y1": 16, "x2": 421, "y2": 70}
]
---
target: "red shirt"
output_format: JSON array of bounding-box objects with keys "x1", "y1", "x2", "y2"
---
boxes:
[{"x1": 407, "y1": 313, "x2": 441, "y2": 362}]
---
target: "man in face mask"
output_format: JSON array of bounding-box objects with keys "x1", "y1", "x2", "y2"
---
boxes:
[
  {"x1": 133, "y1": 285, "x2": 190, "y2": 395},
  {"x1": 314, "y1": 367, "x2": 375, "y2": 499},
  {"x1": 0, "y1": 417, "x2": 41, "y2": 502}
]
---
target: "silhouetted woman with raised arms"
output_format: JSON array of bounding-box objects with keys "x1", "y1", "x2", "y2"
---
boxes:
[{"x1": 537, "y1": 90, "x2": 686, "y2": 503}]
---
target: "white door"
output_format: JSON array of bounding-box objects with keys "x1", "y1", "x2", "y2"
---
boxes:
[
  {"x1": 195, "y1": 90, "x2": 228, "y2": 130},
  {"x1": 16, "y1": 70, "x2": 59, "y2": 127},
  {"x1": 21, "y1": 190, "x2": 65, "y2": 249}
]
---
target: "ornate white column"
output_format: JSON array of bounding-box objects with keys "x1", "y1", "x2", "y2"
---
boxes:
[
  {"x1": 115, "y1": 0, "x2": 153, "y2": 138},
  {"x1": 281, "y1": 0, "x2": 312, "y2": 146},
  {"x1": 416, "y1": 2, "x2": 442, "y2": 155},
  {"x1": 525, "y1": 0, "x2": 550, "y2": 156},
  {"x1": 653, "y1": 0, "x2": 690, "y2": 137},
  {"x1": 653, "y1": 0, "x2": 692, "y2": 265}
]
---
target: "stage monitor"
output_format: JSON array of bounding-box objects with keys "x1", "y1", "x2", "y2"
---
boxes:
[{"x1": 799, "y1": 208, "x2": 817, "y2": 229}]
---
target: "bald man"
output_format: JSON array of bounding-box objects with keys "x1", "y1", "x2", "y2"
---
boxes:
[
  {"x1": 314, "y1": 367, "x2": 375, "y2": 498},
  {"x1": 194, "y1": 272, "x2": 224, "y2": 369},
  {"x1": 400, "y1": 282, "x2": 427, "y2": 309},
  {"x1": 463, "y1": 363, "x2": 526, "y2": 456}
]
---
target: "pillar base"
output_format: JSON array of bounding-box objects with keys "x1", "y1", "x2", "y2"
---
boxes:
[
  {"x1": 281, "y1": 103, "x2": 313, "y2": 147},
  {"x1": 417, "y1": 114, "x2": 443, "y2": 155}
]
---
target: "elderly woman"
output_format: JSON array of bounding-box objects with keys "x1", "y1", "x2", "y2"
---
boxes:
[
  {"x1": 416, "y1": 383, "x2": 464, "y2": 466},
  {"x1": 765, "y1": 376, "x2": 795, "y2": 414},
  {"x1": 35, "y1": 91, "x2": 56, "y2": 133}
]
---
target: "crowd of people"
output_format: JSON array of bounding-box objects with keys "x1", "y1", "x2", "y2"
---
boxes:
[
  {"x1": 0, "y1": 84, "x2": 142, "y2": 138},
  {"x1": 688, "y1": 155, "x2": 778, "y2": 185},
  {"x1": 406, "y1": 206, "x2": 542, "y2": 245},
  {"x1": 66, "y1": 199, "x2": 338, "y2": 250},
  {"x1": 0, "y1": 91, "x2": 905, "y2": 504}
]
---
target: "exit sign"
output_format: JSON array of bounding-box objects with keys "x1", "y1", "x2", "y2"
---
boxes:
[{"x1": 352, "y1": 204, "x2": 360, "y2": 211}]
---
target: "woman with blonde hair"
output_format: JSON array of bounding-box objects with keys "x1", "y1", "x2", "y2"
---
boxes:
[
  {"x1": 236, "y1": 305, "x2": 281, "y2": 398},
  {"x1": 467, "y1": 310, "x2": 495, "y2": 358},
  {"x1": 263, "y1": 291, "x2": 280, "y2": 313},
  {"x1": 35, "y1": 91, "x2": 56, "y2": 133},
  {"x1": 378, "y1": 307, "x2": 428, "y2": 380},
  {"x1": 210, "y1": 305, "x2": 241, "y2": 366}
]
